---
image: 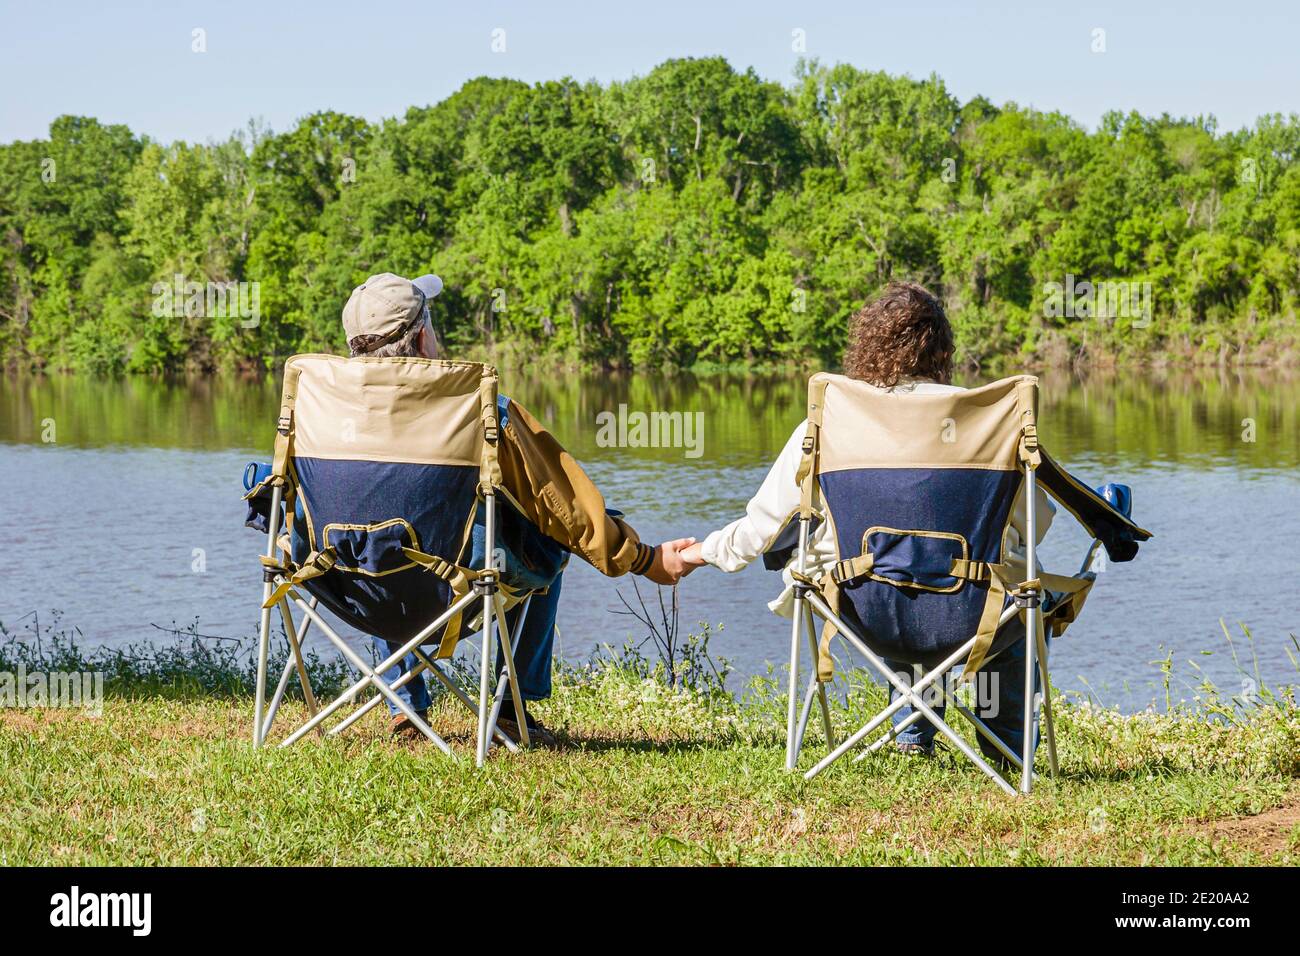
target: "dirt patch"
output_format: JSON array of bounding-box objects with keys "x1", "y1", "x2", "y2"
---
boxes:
[{"x1": 1201, "y1": 792, "x2": 1300, "y2": 858}]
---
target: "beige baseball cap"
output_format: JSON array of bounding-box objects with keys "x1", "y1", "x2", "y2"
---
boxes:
[{"x1": 342, "y1": 272, "x2": 443, "y2": 352}]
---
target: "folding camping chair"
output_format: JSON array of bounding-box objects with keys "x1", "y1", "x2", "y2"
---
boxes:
[
  {"x1": 777, "y1": 373, "x2": 1151, "y2": 795},
  {"x1": 244, "y1": 354, "x2": 538, "y2": 766}
]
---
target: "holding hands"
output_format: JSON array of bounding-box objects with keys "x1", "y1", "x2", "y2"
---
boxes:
[{"x1": 644, "y1": 537, "x2": 709, "y2": 586}]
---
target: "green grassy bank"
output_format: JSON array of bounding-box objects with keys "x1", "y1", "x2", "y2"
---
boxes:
[{"x1": 1, "y1": 623, "x2": 1296, "y2": 866}]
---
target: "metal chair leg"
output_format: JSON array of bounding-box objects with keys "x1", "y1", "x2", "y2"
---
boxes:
[
  {"x1": 253, "y1": 485, "x2": 282, "y2": 748},
  {"x1": 785, "y1": 591, "x2": 805, "y2": 771},
  {"x1": 493, "y1": 594, "x2": 530, "y2": 749},
  {"x1": 1036, "y1": 621, "x2": 1058, "y2": 777},
  {"x1": 476, "y1": 587, "x2": 493, "y2": 767}
]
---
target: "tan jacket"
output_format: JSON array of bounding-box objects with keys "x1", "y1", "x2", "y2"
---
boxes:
[{"x1": 497, "y1": 398, "x2": 655, "y2": 577}]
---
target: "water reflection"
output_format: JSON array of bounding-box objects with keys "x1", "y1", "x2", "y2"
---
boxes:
[{"x1": 4, "y1": 366, "x2": 1295, "y2": 472}]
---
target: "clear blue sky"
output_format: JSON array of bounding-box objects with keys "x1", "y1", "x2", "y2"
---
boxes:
[{"x1": 1, "y1": 0, "x2": 1295, "y2": 144}]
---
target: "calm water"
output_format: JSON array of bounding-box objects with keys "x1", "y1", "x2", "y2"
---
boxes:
[{"x1": 2, "y1": 368, "x2": 1297, "y2": 711}]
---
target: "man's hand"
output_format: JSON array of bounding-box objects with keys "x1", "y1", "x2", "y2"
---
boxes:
[{"x1": 644, "y1": 537, "x2": 698, "y2": 586}]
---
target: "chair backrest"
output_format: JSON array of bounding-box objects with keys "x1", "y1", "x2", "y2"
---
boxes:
[
  {"x1": 276, "y1": 354, "x2": 499, "y2": 644},
  {"x1": 808, "y1": 372, "x2": 1039, "y2": 665}
]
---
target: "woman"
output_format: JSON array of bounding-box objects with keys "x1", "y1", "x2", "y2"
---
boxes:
[{"x1": 680, "y1": 281, "x2": 1054, "y2": 761}]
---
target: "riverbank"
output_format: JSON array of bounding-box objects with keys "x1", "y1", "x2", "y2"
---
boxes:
[
  {"x1": 2, "y1": 647, "x2": 1296, "y2": 866},
  {"x1": 7, "y1": 321, "x2": 1300, "y2": 378},
  {"x1": 453, "y1": 336, "x2": 1300, "y2": 377}
]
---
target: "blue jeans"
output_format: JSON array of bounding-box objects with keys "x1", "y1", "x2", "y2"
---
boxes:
[{"x1": 888, "y1": 625, "x2": 1052, "y2": 761}]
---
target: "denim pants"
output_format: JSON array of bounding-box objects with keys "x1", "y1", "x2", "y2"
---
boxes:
[{"x1": 888, "y1": 623, "x2": 1052, "y2": 761}]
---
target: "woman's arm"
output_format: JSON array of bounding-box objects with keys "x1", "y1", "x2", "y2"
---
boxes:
[{"x1": 692, "y1": 421, "x2": 808, "y2": 573}]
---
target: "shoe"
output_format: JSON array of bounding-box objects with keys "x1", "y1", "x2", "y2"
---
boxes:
[
  {"x1": 895, "y1": 741, "x2": 934, "y2": 757},
  {"x1": 389, "y1": 710, "x2": 429, "y2": 740},
  {"x1": 496, "y1": 704, "x2": 558, "y2": 749}
]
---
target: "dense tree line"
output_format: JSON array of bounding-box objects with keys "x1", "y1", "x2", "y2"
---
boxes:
[{"x1": 1, "y1": 58, "x2": 1297, "y2": 374}]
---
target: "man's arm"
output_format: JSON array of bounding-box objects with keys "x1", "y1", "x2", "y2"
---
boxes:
[{"x1": 495, "y1": 398, "x2": 657, "y2": 578}]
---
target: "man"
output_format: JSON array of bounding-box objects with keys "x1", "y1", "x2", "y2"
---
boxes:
[
  {"x1": 679, "y1": 282, "x2": 1055, "y2": 763},
  {"x1": 341, "y1": 272, "x2": 693, "y2": 744}
]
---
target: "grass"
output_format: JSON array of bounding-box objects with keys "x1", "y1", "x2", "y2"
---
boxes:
[{"x1": 1, "y1": 614, "x2": 1297, "y2": 866}]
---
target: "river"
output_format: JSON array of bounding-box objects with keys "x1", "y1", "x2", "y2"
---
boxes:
[{"x1": 2, "y1": 366, "x2": 1296, "y2": 711}]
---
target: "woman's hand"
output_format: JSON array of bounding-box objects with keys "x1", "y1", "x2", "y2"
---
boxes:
[
  {"x1": 678, "y1": 540, "x2": 707, "y2": 571},
  {"x1": 643, "y1": 537, "x2": 697, "y2": 585}
]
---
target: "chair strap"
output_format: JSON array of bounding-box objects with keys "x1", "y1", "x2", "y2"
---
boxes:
[
  {"x1": 262, "y1": 544, "x2": 485, "y2": 660},
  {"x1": 795, "y1": 377, "x2": 828, "y2": 520},
  {"x1": 829, "y1": 552, "x2": 874, "y2": 585},
  {"x1": 271, "y1": 360, "x2": 303, "y2": 486},
  {"x1": 949, "y1": 556, "x2": 989, "y2": 580},
  {"x1": 815, "y1": 585, "x2": 841, "y2": 684},
  {"x1": 255, "y1": 361, "x2": 305, "y2": 548},
  {"x1": 958, "y1": 564, "x2": 1094, "y2": 680},
  {"x1": 401, "y1": 547, "x2": 482, "y2": 658},
  {"x1": 785, "y1": 567, "x2": 840, "y2": 683},
  {"x1": 1041, "y1": 573, "x2": 1096, "y2": 634},
  {"x1": 263, "y1": 548, "x2": 337, "y2": 609},
  {"x1": 1016, "y1": 378, "x2": 1041, "y2": 469},
  {"x1": 804, "y1": 554, "x2": 1017, "y2": 682},
  {"x1": 809, "y1": 542, "x2": 1093, "y2": 684},
  {"x1": 1026, "y1": 572, "x2": 1093, "y2": 595},
  {"x1": 478, "y1": 368, "x2": 502, "y2": 494},
  {"x1": 962, "y1": 566, "x2": 1011, "y2": 680}
]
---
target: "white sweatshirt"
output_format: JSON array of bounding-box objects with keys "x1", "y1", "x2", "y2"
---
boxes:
[{"x1": 699, "y1": 379, "x2": 1054, "y2": 617}]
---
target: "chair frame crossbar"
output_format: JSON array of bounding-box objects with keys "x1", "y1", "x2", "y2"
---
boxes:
[
  {"x1": 252, "y1": 484, "x2": 532, "y2": 766},
  {"x1": 785, "y1": 464, "x2": 1084, "y2": 796}
]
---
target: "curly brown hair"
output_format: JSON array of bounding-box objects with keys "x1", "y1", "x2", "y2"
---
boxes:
[{"x1": 842, "y1": 282, "x2": 954, "y2": 388}]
